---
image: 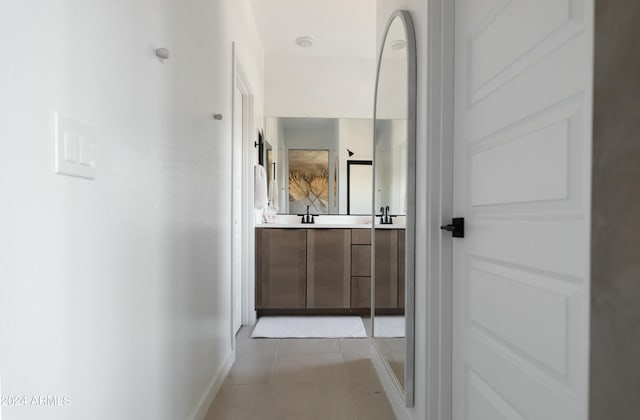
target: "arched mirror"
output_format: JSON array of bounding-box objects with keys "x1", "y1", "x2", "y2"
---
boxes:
[{"x1": 372, "y1": 10, "x2": 416, "y2": 407}]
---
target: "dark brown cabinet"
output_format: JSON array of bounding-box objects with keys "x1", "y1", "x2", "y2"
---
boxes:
[
  {"x1": 255, "y1": 228, "x2": 307, "y2": 309},
  {"x1": 351, "y1": 245, "x2": 372, "y2": 277},
  {"x1": 306, "y1": 229, "x2": 351, "y2": 308},
  {"x1": 398, "y1": 229, "x2": 405, "y2": 308},
  {"x1": 375, "y1": 229, "x2": 399, "y2": 309},
  {"x1": 351, "y1": 276, "x2": 371, "y2": 308},
  {"x1": 351, "y1": 229, "x2": 372, "y2": 245},
  {"x1": 255, "y1": 227, "x2": 405, "y2": 315}
]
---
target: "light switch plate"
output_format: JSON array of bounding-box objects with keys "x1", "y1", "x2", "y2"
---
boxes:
[{"x1": 54, "y1": 113, "x2": 96, "y2": 179}]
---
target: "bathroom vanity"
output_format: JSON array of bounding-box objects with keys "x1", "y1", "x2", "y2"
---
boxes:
[{"x1": 255, "y1": 225, "x2": 405, "y2": 316}]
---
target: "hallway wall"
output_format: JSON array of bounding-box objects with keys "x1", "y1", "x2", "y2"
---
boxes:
[{"x1": 0, "y1": 1, "x2": 263, "y2": 419}]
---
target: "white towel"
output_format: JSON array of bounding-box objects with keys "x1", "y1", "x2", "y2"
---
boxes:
[
  {"x1": 268, "y1": 178, "x2": 279, "y2": 211},
  {"x1": 254, "y1": 165, "x2": 269, "y2": 210}
]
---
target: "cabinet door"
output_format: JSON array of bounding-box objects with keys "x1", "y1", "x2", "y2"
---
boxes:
[
  {"x1": 307, "y1": 229, "x2": 352, "y2": 308},
  {"x1": 255, "y1": 229, "x2": 307, "y2": 309},
  {"x1": 375, "y1": 229, "x2": 399, "y2": 308},
  {"x1": 398, "y1": 229, "x2": 405, "y2": 309}
]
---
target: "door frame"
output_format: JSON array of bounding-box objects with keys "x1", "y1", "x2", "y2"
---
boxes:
[
  {"x1": 423, "y1": 1, "x2": 455, "y2": 419},
  {"x1": 231, "y1": 44, "x2": 257, "y2": 347}
]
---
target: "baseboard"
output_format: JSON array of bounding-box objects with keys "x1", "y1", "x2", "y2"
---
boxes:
[
  {"x1": 370, "y1": 343, "x2": 410, "y2": 420},
  {"x1": 190, "y1": 349, "x2": 236, "y2": 420}
]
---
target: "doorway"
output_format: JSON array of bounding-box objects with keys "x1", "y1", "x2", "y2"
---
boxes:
[{"x1": 231, "y1": 45, "x2": 255, "y2": 338}]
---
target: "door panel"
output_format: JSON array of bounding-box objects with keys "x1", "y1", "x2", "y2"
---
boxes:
[{"x1": 452, "y1": 0, "x2": 593, "y2": 419}]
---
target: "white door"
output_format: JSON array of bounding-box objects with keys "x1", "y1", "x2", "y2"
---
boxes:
[
  {"x1": 231, "y1": 83, "x2": 244, "y2": 335},
  {"x1": 452, "y1": 1, "x2": 593, "y2": 419}
]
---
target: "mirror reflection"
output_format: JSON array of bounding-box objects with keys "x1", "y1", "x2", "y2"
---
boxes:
[
  {"x1": 347, "y1": 160, "x2": 373, "y2": 215},
  {"x1": 251, "y1": 4, "x2": 414, "y2": 409},
  {"x1": 373, "y1": 13, "x2": 411, "y2": 395},
  {"x1": 265, "y1": 117, "x2": 374, "y2": 214},
  {"x1": 288, "y1": 149, "x2": 330, "y2": 214}
]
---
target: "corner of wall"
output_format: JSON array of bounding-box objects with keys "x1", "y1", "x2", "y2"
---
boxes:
[{"x1": 190, "y1": 351, "x2": 236, "y2": 420}]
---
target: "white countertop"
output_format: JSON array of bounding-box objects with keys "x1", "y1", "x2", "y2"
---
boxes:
[
  {"x1": 256, "y1": 223, "x2": 404, "y2": 229},
  {"x1": 257, "y1": 214, "x2": 406, "y2": 229}
]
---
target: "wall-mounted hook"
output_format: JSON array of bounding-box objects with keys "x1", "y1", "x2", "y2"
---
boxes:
[
  {"x1": 155, "y1": 48, "x2": 170, "y2": 60},
  {"x1": 212, "y1": 113, "x2": 223, "y2": 120}
]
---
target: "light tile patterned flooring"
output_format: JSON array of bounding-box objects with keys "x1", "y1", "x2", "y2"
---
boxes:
[
  {"x1": 204, "y1": 326, "x2": 397, "y2": 420},
  {"x1": 376, "y1": 338, "x2": 405, "y2": 386}
]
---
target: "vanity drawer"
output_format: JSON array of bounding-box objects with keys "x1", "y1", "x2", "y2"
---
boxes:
[{"x1": 351, "y1": 229, "x2": 372, "y2": 244}]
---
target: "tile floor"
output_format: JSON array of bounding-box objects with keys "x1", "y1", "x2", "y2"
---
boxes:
[
  {"x1": 203, "y1": 326, "x2": 397, "y2": 420},
  {"x1": 375, "y1": 338, "x2": 405, "y2": 386}
]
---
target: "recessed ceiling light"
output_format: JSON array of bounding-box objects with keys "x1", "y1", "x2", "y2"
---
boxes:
[
  {"x1": 391, "y1": 40, "x2": 406, "y2": 50},
  {"x1": 295, "y1": 36, "x2": 314, "y2": 48}
]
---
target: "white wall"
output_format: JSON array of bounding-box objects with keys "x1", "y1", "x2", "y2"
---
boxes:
[
  {"x1": 376, "y1": 1, "x2": 454, "y2": 420},
  {"x1": 265, "y1": 54, "x2": 376, "y2": 118},
  {"x1": 0, "y1": 1, "x2": 263, "y2": 419}
]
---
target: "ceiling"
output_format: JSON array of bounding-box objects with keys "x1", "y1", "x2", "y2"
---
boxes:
[{"x1": 249, "y1": 0, "x2": 377, "y2": 58}]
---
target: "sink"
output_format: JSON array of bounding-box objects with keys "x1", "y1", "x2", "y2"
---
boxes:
[
  {"x1": 262, "y1": 214, "x2": 372, "y2": 226},
  {"x1": 313, "y1": 215, "x2": 371, "y2": 225},
  {"x1": 261, "y1": 214, "x2": 406, "y2": 228},
  {"x1": 374, "y1": 215, "x2": 406, "y2": 228},
  {"x1": 267, "y1": 214, "x2": 300, "y2": 224}
]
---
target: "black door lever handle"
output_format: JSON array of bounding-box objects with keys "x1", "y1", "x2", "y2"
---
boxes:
[{"x1": 440, "y1": 217, "x2": 464, "y2": 238}]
